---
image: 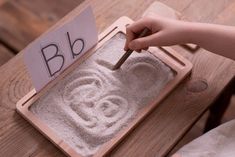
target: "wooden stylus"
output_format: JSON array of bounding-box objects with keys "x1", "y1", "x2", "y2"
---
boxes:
[{"x1": 112, "y1": 27, "x2": 150, "y2": 70}]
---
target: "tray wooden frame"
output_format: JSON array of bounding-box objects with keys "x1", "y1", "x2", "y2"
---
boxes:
[{"x1": 16, "y1": 16, "x2": 192, "y2": 157}]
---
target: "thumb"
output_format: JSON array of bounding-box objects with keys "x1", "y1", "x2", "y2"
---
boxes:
[{"x1": 128, "y1": 34, "x2": 158, "y2": 50}]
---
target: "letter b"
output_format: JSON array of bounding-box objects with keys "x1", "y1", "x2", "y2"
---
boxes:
[
  {"x1": 41, "y1": 44, "x2": 65, "y2": 77},
  {"x1": 67, "y1": 32, "x2": 85, "y2": 58}
]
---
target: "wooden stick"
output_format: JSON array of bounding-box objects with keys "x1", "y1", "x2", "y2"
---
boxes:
[{"x1": 112, "y1": 27, "x2": 150, "y2": 70}]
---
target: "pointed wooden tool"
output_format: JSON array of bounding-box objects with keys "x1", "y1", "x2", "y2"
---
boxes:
[{"x1": 112, "y1": 27, "x2": 150, "y2": 70}]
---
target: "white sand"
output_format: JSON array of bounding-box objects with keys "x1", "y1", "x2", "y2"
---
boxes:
[{"x1": 30, "y1": 33, "x2": 174, "y2": 157}]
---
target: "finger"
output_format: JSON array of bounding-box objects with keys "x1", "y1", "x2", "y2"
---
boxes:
[
  {"x1": 124, "y1": 18, "x2": 154, "y2": 51},
  {"x1": 143, "y1": 47, "x2": 148, "y2": 50},
  {"x1": 136, "y1": 49, "x2": 141, "y2": 53},
  {"x1": 124, "y1": 25, "x2": 136, "y2": 51},
  {"x1": 128, "y1": 32, "x2": 162, "y2": 50},
  {"x1": 127, "y1": 18, "x2": 152, "y2": 34}
]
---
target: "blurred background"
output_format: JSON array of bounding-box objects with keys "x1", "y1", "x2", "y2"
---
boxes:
[
  {"x1": 0, "y1": 0, "x2": 84, "y2": 66},
  {"x1": 0, "y1": 0, "x2": 234, "y2": 155}
]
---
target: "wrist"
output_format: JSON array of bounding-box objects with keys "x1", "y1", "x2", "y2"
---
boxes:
[
  {"x1": 182, "y1": 22, "x2": 213, "y2": 45},
  {"x1": 180, "y1": 21, "x2": 198, "y2": 44}
]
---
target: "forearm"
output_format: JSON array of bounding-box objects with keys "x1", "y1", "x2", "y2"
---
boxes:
[{"x1": 185, "y1": 22, "x2": 235, "y2": 60}]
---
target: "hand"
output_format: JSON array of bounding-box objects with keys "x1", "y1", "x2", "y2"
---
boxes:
[{"x1": 124, "y1": 14, "x2": 191, "y2": 51}]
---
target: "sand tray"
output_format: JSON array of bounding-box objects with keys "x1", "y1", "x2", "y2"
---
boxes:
[{"x1": 16, "y1": 16, "x2": 192, "y2": 157}]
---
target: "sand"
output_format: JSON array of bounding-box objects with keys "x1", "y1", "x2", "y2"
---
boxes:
[{"x1": 30, "y1": 33, "x2": 174, "y2": 157}]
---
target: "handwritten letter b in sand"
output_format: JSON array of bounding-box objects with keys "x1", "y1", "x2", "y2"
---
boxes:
[{"x1": 24, "y1": 6, "x2": 98, "y2": 92}]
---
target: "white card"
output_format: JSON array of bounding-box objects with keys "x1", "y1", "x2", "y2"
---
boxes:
[{"x1": 24, "y1": 6, "x2": 98, "y2": 92}]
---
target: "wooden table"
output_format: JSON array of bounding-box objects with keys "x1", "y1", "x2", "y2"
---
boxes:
[{"x1": 0, "y1": 0, "x2": 234, "y2": 157}]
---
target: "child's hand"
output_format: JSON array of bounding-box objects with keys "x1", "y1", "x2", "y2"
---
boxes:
[
  {"x1": 124, "y1": 15, "x2": 191, "y2": 51},
  {"x1": 124, "y1": 14, "x2": 235, "y2": 60}
]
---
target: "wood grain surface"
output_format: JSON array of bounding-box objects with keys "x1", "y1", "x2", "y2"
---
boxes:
[
  {"x1": 0, "y1": 0, "x2": 84, "y2": 51},
  {"x1": 0, "y1": 0, "x2": 234, "y2": 157},
  {"x1": 0, "y1": 44, "x2": 13, "y2": 66}
]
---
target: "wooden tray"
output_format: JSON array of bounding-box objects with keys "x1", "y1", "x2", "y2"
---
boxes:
[{"x1": 16, "y1": 16, "x2": 192, "y2": 157}]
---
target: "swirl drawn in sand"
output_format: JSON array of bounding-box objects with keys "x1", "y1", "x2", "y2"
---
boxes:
[
  {"x1": 61, "y1": 67, "x2": 135, "y2": 141},
  {"x1": 123, "y1": 56, "x2": 173, "y2": 90}
]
